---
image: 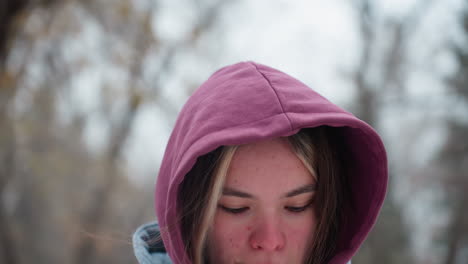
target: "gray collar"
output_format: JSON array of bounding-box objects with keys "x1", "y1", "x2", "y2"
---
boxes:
[{"x1": 133, "y1": 221, "x2": 172, "y2": 264}]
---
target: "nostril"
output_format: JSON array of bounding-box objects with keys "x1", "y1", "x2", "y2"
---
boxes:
[
  {"x1": 249, "y1": 229, "x2": 285, "y2": 251},
  {"x1": 250, "y1": 238, "x2": 284, "y2": 251},
  {"x1": 251, "y1": 242, "x2": 262, "y2": 250}
]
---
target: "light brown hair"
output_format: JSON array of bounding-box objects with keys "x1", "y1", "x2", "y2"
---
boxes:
[{"x1": 178, "y1": 126, "x2": 347, "y2": 264}]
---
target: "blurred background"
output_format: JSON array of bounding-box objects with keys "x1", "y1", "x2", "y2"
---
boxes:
[{"x1": 0, "y1": 0, "x2": 467, "y2": 263}]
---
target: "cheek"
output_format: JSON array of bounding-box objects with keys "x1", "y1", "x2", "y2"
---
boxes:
[
  {"x1": 286, "y1": 211, "x2": 318, "y2": 248},
  {"x1": 208, "y1": 213, "x2": 250, "y2": 257}
]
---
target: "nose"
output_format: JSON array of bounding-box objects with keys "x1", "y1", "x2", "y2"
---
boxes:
[{"x1": 248, "y1": 215, "x2": 285, "y2": 251}]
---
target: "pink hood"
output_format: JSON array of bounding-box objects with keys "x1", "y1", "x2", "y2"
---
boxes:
[{"x1": 155, "y1": 61, "x2": 388, "y2": 264}]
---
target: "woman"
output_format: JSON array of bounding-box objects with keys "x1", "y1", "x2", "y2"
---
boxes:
[{"x1": 133, "y1": 61, "x2": 388, "y2": 264}]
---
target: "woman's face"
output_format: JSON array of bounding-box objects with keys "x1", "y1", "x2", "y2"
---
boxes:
[{"x1": 207, "y1": 137, "x2": 317, "y2": 264}]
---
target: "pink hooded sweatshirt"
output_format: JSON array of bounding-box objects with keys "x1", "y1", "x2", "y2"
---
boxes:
[{"x1": 152, "y1": 61, "x2": 388, "y2": 264}]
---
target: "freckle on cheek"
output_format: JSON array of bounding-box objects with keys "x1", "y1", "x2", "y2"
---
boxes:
[
  {"x1": 229, "y1": 238, "x2": 239, "y2": 248},
  {"x1": 246, "y1": 226, "x2": 251, "y2": 231}
]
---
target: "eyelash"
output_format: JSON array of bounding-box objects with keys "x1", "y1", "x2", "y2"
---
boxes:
[
  {"x1": 220, "y1": 206, "x2": 249, "y2": 214},
  {"x1": 285, "y1": 204, "x2": 311, "y2": 213},
  {"x1": 220, "y1": 203, "x2": 313, "y2": 214}
]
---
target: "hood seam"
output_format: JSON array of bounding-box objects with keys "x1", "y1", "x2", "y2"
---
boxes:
[{"x1": 249, "y1": 62, "x2": 294, "y2": 131}]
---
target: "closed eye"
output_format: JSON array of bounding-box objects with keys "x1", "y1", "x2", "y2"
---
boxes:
[
  {"x1": 285, "y1": 205, "x2": 309, "y2": 213},
  {"x1": 220, "y1": 205, "x2": 249, "y2": 214},
  {"x1": 285, "y1": 200, "x2": 314, "y2": 213}
]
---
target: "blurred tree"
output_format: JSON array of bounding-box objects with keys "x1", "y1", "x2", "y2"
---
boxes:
[
  {"x1": 1, "y1": 0, "x2": 230, "y2": 263},
  {"x1": 1, "y1": 1, "x2": 33, "y2": 263},
  {"x1": 72, "y1": 1, "x2": 229, "y2": 263},
  {"x1": 0, "y1": 1, "x2": 155, "y2": 262},
  {"x1": 0, "y1": 0, "x2": 29, "y2": 65},
  {"x1": 439, "y1": 3, "x2": 468, "y2": 263},
  {"x1": 349, "y1": 0, "x2": 435, "y2": 263}
]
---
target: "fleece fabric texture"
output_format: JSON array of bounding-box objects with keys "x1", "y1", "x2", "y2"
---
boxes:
[{"x1": 154, "y1": 61, "x2": 388, "y2": 264}]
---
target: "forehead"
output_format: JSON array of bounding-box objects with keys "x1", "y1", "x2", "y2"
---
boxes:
[{"x1": 225, "y1": 137, "x2": 314, "y2": 193}]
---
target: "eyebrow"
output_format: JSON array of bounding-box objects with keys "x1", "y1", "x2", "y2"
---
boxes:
[
  {"x1": 222, "y1": 183, "x2": 317, "y2": 199},
  {"x1": 285, "y1": 184, "x2": 317, "y2": 197}
]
